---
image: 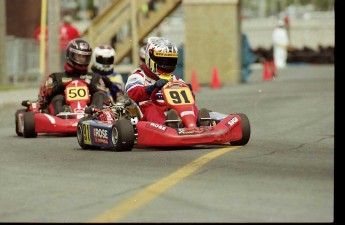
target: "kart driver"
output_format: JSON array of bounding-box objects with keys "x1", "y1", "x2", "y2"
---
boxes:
[
  {"x1": 125, "y1": 36, "x2": 209, "y2": 126},
  {"x1": 42, "y1": 38, "x2": 107, "y2": 115},
  {"x1": 91, "y1": 44, "x2": 125, "y2": 103}
]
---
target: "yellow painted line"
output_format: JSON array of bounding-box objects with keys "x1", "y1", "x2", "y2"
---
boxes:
[{"x1": 88, "y1": 146, "x2": 241, "y2": 223}]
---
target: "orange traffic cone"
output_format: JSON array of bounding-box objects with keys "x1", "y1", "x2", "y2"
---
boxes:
[
  {"x1": 190, "y1": 69, "x2": 200, "y2": 92},
  {"x1": 262, "y1": 61, "x2": 272, "y2": 80},
  {"x1": 210, "y1": 67, "x2": 221, "y2": 88}
]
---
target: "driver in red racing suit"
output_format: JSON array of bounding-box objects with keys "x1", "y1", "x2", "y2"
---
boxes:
[
  {"x1": 41, "y1": 38, "x2": 107, "y2": 115},
  {"x1": 125, "y1": 37, "x2": 208, "y2": 126}
]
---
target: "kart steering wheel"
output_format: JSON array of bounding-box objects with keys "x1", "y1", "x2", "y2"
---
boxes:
[{"x1": 150, "y1": 87, "x2": 166, "y2": 106}]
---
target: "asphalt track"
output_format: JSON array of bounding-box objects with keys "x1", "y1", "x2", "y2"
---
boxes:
[{"x1": 0, "y1": 64, "x2": 335, "y2": 222}]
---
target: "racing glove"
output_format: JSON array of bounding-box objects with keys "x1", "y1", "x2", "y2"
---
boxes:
[{"x1": 145, "y1": 79, "x2": 168, "y2": 95}]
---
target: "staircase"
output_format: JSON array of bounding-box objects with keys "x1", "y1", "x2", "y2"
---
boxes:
[{"x1": 82, "y1": 0, "x2": 182, "y2": 66}]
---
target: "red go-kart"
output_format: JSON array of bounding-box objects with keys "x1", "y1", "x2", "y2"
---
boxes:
[
  {"x1": 76, "y1": 80, "x2": 251, "y2": 151},
  {"x1": 15, "y1": 79, "x2": 90, "y2": 138}
]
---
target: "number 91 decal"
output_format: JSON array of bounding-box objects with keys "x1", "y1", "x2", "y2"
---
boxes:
[{"x1": 164, "y1": 87, "x2": 194, "y2": 105}]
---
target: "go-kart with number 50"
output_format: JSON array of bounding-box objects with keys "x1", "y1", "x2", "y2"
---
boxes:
[
  {"x1": 15, "y1": 79, "x2": 91, "y2": 138},
  {"x1": 76, "y1": 80, "x2": 250, "y2": 151}
]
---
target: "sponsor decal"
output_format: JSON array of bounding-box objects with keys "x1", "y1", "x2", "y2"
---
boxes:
[
  {"x1": 177, "y1": 127, "x2": 213, "y2": 135},
  {"x1": 95, "y1": 121, "x2": 113, "y2": 125},
  {"x1": 93, "y1": 127, "x2": 109, "y2": 144},
  {"x1": 153, "y1": 52, "x2": 178, "y2": 58},
  {"x1": 180, "y1": 111, "x2": 194, "y2": 117},
  {"x1": 82, "y1": 123, "x2": 92, "y2": 145},
  {"x1": 62, "y1": 77, "x2": 72, "y2": 83},
  {"x1": 227, "y1": 116, "x2": 239, "y2": 127},
  {"x1": 146, "y1": 123, "x2": 167, "y2": 132}
]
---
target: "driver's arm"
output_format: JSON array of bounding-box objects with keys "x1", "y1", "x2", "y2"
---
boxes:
[
  {"x1": 125, "y1": 73, "x2": 152, "y2": 102},
  {"x1": 89, "y1": 73, "x2": 107, "y2": 94},
  {"x1": 145, "y1": 79, "x2": 168, "y2": 95},
  {"x1": 43, "y1": 73, "x2": 64, "y2": 103}
]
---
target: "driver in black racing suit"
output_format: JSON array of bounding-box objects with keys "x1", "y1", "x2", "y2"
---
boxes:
[{"x1": 41, "y1": 38, "x2": 107, "y2": 115}]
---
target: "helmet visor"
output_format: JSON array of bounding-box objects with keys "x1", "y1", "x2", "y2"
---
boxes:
[
  {"x1": 69, "y1": 48, "x2": 91, "y2": 65},
  {"x1": 150, "y1": 51, "x2": 178, "y2": 73},
  {"x1": 157, "y1": 63, "x2": 176, "y2": 74},
  {"x1": 96, "y1": 55, "x2": 114, "y2": 65}
]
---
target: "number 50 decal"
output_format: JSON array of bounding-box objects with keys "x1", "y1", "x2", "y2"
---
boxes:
[
  {"x1": 66, "y1": 86, "x2": 89, "y2": 101},
  {"x1": 164, "y1": 87, "x2": 194, "y2": 105}
]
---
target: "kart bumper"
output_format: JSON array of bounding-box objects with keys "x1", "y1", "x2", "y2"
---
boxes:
[
  {"x1": 34, "y1": 113, "x2": 80, "y2": 133},
  {"x1": 136, "y1": 114, "x2": 243, "y2": 146}
]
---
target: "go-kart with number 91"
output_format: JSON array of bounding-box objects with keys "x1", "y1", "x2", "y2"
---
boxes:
[{"x1": 76, "y1": 80, "x2": 251, "y2": 151}]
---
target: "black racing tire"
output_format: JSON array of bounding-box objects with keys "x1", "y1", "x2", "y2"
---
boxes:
[
  {"x1": 198, "y1": 108, "x2": 211, "y2": 126},
  {"x1": 77, "y1": 117, "x2": 93, "y2": 150},
  {"x1": 111, "y1": 119, "x2": 135, "y2": 152},
  {"x1": 166, "y1": 109, "x2": 179, "y2": 128},
  {"x1": 23, "y1": 112, "x2": 37, "y2": 138},
  {"x1": 15, "y1": 109, "x2": 26, "y2": 136},
  {"x1": 230, "y1": 113, "x2": 251, "y2": 146}
]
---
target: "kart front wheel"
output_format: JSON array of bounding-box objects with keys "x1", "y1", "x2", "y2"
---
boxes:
[
  {"x1": 15, "y1": 109, "x2": 26, "y2": 136},
  {"x1": 230, "y1": 113, "x2": 250, "y2": 146},
  {"x1": 77, "y1": 117, "x2": 93, "y2": 150},
  {"x1": 111, "y1": 119, "x2": 135, "y2": 152},
  {"x1": 23, "y1": 112, "x2": 37, "y2": 138}
]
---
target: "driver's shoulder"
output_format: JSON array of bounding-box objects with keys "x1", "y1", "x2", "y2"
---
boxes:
[
  {"x1": 173, "y1": 75, "x2": 185, "y2": 83},
  {"x1": 50, "y1": 71, "x2": 65, "y2": 77},
  {"x1": 87, "y1": 72, "x2": 102, "y2": 80}
]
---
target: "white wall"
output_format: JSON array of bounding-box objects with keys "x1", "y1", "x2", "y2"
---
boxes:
[{"x1": 242, "y1": 16, "x2": 334, "y2": 50}]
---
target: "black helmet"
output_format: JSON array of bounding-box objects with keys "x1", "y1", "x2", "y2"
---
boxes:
[{"x1": 66, "y1": 38, "x2": 92, "y2": 71}]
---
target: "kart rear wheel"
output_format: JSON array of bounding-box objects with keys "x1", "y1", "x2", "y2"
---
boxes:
[
  {"x1": 230, "y1": 113, "x2": 250, "y2": 146},
  {"x1": 111, "y1": 119, "x2": 135, "y2": 152},
  {"x1": 23, "y1": 112, "x2": 37, "y2": 138},
  {"x1": 15, "y1": 109, "x2": 26, "y2": 136},
  {"x1": 77, "y1": 117, "x2": 93, "y2": 150}
]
